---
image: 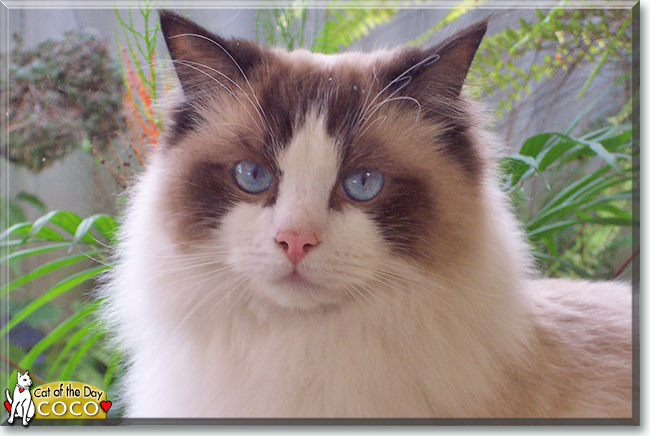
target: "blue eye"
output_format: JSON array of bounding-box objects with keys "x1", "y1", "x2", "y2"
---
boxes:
[
  {"x1": 343, "y1": 168, "x2": 384, "y2": 202},
  {"x1": 233, "y1": 160, "x2": 273, "y2": 194}
]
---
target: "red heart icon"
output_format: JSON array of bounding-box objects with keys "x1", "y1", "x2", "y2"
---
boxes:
[
  {"x1": 100, "y1": 401, "x2": 112, "y2": 413},
  {"x1": 4, "y1": 401, "x2": 10, "y2": 413}
]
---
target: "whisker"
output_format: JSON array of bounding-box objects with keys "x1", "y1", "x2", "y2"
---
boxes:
[
  {"x1": 172, "y1": 273, "x2": 248, "y2": 335},
  {"x1": 171, "y1": 60, "x2": 264, "y2": 133},
  {"x1": 168, "y1": 33, "x2": 274, "y2": 144}
]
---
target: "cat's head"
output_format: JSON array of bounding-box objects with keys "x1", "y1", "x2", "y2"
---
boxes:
[
  {"x1": 153, "y1": 10, "x2": 491, "y2": 310},
  {"x1": 17, "y1": 371, "x2": 32, "y2": 387}
]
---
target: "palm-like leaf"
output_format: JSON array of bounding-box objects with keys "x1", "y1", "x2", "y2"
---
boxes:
[{"x1": 2, "y1": 211, "x2": 117, "y2": 392}]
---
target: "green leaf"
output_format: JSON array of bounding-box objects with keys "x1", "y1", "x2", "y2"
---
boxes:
[
  {"x1": 59, "y1": 330, "x2": 104, "y2": 382},
  {"x1": 541, "y1": 235, "x2": 559, "y2": 257},
  {"x1": 73, "y1": 214, "x2": 118, "y2": 246},
  {"x1": 527, "y1": 219, "x2": 583, "y2": 239},
  {"x1": 528, "y1": 173, "x2": 627, "y2": 230},
  {"x1": 520, "y1": 132, "x2": 555, "y2": 157},
  {"x1": 0, "y1": 242, "x2": 71, "y2": 264},
  {"x1": 18, "y1": 300, "x2": 102, "y2": 371},
  {"x1": 103, "y1": 351, "x2": 122, "y2": 390},
  {"x1": 0, "y1": 223, "x2": 33, "y2": 241},
  {"x1": 505, "y1": 26, "x2": 518, "y2": 41},
  {"x1": 583, "y1": 203, "x2": 635, "y2": 221},
  {"x1": 533, "y1": 251, "x2": 591, "y2": 277},
  {"x1": 529, "y1": 131, "x2": 625, "y2": 173},
  {"x1": 0, "y1": 251, "x2": 101, "y2": 296},
  {"x1": 528, "y1": 214, "x2": 636, "y2": 240},
  {"x1": 313, "y1": 8, "x2": 398, "y2": 54},
  {"x1": 29, "y1": 210, "x2": 82, "y2": 239},
  {"x1": 47, "y1": 320, "x2": 100, "y2": 380},
  {"x1": 583, "y1": 217, "x2": 637, "y2": 227},
  {"x1": 28, "y1": 226, "x2": 66, "y2": 242},
  {"x1": 0, "y1": 264, "x2": 110, "y2": 337},
  {"x1": 500, "y1": 154, "x2": 541, "y2": 187},
  {"x1": 536, "y1": 167, "x2": 611, "y2": 212},
  {"x1": 6, "y1": 201, "x2": 27, "y2": 226},
  {"x1": 14, "y1": 192, "x2": 46, "y2": 213},
  {"x1": 598, "y1": 128, "x2": 632, "y2": 152},
  {"x1": 585, "y1": 140, "x2": 621, "y2": 171}
]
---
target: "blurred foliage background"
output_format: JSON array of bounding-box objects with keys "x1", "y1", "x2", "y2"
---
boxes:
[{"x1": 1, "y1": 1, "x2": 638, "y2": 420}]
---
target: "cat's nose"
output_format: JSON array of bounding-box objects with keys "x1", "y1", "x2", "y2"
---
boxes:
[{"x1": 275, "y1": 231, "x2": 319, "y2": 265}]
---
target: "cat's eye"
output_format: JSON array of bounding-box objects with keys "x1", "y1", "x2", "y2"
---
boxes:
[
  {"x1": 342, "y1": 168, "x2": 384, "y2": 202},
  {"x1": 233, "y1": 160, "x2": 273, "y2": 194}
]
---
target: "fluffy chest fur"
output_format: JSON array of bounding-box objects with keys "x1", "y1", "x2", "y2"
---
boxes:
[
  {"x1": 101, "y1": 10, "x2": 632, "y2": 419},
  {"x1": 111, "y1": 152, "x2": 533, "y2": 418}
]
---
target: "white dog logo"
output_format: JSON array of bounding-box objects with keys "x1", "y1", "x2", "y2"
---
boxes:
[{"x1": 5, "y1": 371, "x2": 35, "y2": 426}]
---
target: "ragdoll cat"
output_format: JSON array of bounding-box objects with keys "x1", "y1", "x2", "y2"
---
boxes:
[{"x1": 102, "y1": 10, "x2": 633, "y2": 418}]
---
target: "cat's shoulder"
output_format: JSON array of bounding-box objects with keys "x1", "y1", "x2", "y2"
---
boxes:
[
  {"x1": 506, "y1": 278, "x2": 633, "y2": 417},
  {"x1": 526, "y1": 277, "x2": 631, "y2": 317},
  {"x1": 524, "y1": 277, "x2": 631, "y2": 344}
]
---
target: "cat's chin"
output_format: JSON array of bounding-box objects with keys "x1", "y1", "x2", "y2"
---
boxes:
[{"x1": 251, "y1": 273, "x2": 351, "y2": 311}]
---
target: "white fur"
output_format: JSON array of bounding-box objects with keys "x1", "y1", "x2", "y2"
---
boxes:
[
  {"x1": 104, "y1": 113, "x2": 530, "y2": 417},
  {"x1": 102, "y1": 112, "x2": 631, "y2": 418},
  {"x1": 279, "y1": 48, "x2": 394, "y2": 70}
]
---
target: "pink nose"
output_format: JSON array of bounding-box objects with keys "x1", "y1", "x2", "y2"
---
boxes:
[{"x1": 275, "y1": 231, "x2": 319, "y2": 265}]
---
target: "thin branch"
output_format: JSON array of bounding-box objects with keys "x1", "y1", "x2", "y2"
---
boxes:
[
  {"x1": 0, "y1": 354, "x2": 46, "y2": 386},
  {"x1": 610, "y1": 246, "x2": 639, "y2": 280}
]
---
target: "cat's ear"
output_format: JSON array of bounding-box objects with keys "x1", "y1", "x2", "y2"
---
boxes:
[
  {"x1": 16, "y1": 371, "x2": 22, "y2": 377},
  {"x1": 158, "y1": 10, "x2": 264, "y2": 98},
  {"x1": 386, "y1": 19, "x2": 488, "y2": 102},
  {"x1": 426, "y1": 19, "x2": 487, "y2": 97}
]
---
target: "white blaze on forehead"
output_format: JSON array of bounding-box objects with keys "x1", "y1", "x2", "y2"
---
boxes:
[
  {"x1": 274, "y1": 113, "x2": 340, "y2": 233},
  {"x1": 279, "y1": 47, "x2": 396, "y2": 69}
]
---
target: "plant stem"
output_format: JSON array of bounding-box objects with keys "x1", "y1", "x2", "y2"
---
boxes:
[
  {"x1": 0, "y1": 354, "x2": 46, "y2": 386},
  {"x1": 610, "y1": 246, "x2": 639, "y2": 280}
]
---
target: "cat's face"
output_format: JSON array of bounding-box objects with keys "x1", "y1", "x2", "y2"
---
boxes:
[
  {"x1": 17, "y1": 371, "x2": 32, "y2": 387},
  {"x1": 154, "y1": 11, "x2": 488, "y2": 310}
]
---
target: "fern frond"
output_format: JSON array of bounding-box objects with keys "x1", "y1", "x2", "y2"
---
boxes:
[{"x1": 312, "y1": 7, "x2": 399, "y2": 54}]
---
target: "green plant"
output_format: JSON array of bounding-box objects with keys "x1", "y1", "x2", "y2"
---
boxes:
[
  {"x1": 2, "y1": 31, "x2": 124, "y2": 172},
  {"x1": 1, "y1": 6, "x2": 160, "y2": 410},
  {"x1": 501, "y1": 107, "x2": 637, "y2": 278},
  {"x1": 469, "y1": 8, "x2": 632, "y2": 118},
  {"x1": 256, "y1": 3, "x2": 310, "y2": 51},
  {"x1": 256, "y1": 2, "x2": 400, "y2": 53},
  {"x1": 1, "y1": 192, "x2": 46, "y2": 232},
  {"x1": 94, "y1": 4, "x2": 162, "y2": 189},
  {"x1": 1, "y1": 211, "x2": 118, "y2": 396}
]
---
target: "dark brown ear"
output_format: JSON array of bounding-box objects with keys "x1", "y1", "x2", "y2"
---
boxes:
[
  {"x1": 426, "y1": 19, "x2": 488, "y2": 98},
  {"x1": 158, "y1": 10, "x2": 264, "y2": 98},
  {"x1": 383, "y1": 19, "x2": 488, "y2": 103}
]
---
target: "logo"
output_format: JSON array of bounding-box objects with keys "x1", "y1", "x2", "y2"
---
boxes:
[
  {"x1": 5, "y1": 371, "x2": 111, "y2": 425},
  {"x1": 5, "y1": 371, "x2": 35, "y2": 426}
]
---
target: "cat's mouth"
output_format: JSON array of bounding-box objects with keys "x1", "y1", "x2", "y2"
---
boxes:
[{"x1": 276, "y1": 270, "x2": 318, "y2": 288}]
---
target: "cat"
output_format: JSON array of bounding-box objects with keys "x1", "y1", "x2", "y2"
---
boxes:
[
  {"x1": 100, "y1": 10, "x2": 633, "y2": 419},
  {"x1": 5, "y1": 371, "x2": 35, "y2": 426}
]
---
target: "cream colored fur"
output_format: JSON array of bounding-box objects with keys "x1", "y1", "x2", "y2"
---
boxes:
[
  {"x1": 101, "y1": 20, "x2": 632, "y2": 417},
  {"x1": 102, "y1": 112, "x2": 632, "y2": 418}
]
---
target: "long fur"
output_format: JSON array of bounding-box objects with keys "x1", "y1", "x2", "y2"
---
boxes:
[{"x1": 99, "y1": 11, "x2": 632, "y2": 418}]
